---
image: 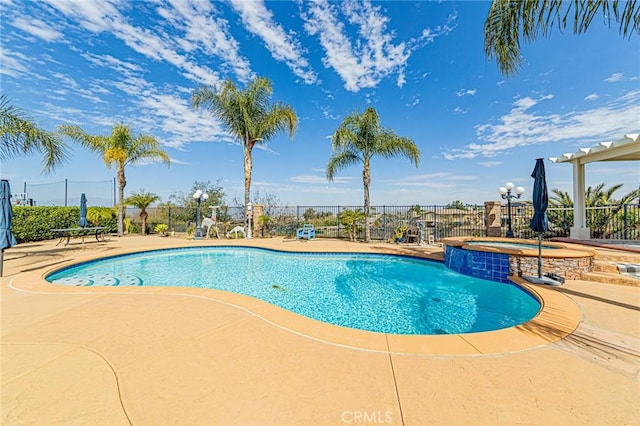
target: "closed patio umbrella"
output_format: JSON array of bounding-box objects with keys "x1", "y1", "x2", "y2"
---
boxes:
[
  {"x1": 528, "y1": 158, "x2": 557, "y2": 284},
  {"x1": 78, "y1": 193, "x2": 88, "y2": 228},
  {"x1": 1, "y1": 180, "x2": 18, "y2": 277}
]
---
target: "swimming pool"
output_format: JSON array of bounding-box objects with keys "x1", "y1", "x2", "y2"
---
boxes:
[{"x1": 46, "y1": 247, "x2": 541, "y2": 335}]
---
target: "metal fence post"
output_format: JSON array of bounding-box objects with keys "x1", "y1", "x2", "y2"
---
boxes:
[{"x1": 623, "y1": 203, "x2": 628, "y2": 240}]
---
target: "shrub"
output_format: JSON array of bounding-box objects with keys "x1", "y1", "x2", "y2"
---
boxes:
[
  {"x1": 154, "y1": 223, "x2": 169, "y2": 236},
  {"x1": 11, "y1": 206, "x2": 117, "y2": 243}
]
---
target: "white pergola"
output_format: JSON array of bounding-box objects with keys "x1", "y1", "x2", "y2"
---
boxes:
[{"x1": 549, "y1": 133, "x2": 640, "y2": 240}]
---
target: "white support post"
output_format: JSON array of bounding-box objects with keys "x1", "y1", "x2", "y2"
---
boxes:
[{"x1": 570, "y1": 161, "x2": 590, "y2": 239}]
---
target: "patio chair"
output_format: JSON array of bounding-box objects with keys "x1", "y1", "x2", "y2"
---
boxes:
[
  {"x1": 296, "y1": 224, "x2": 315, "y2": 240},
  {"x1": 404, "y1": 226, "x2": 420, "y2": 244}
]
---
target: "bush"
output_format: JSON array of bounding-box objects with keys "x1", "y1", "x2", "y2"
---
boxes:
[
  {"x1": 11, "y1": 206, "x2": 117, "y2": 243},
  {"x1": 154, "y1": 223, "x2": 169, "y2": 236}
]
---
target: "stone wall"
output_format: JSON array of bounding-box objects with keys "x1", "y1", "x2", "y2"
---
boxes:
[{"x1": 509, "y1": 255, "x2": 592, "y2": 280}]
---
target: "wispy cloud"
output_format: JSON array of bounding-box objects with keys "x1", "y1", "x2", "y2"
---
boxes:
[
  {"x1": 443, "y1": 90, "x2": 640, "y2": 160},
  {"x1": 11, "y1": 17, "x2": 64, "y2": 41},
  {"x1": 604, "y1": 72, "x2": 623, "y2": 83},
  {"x1": 405, "y1": 96, "x2": 420, "y2": 107},
  {"x1": 453, "y1": 107, "x2": 467, "y2": 114},
  {"x1": 302, "y1": 0, "x2": 411, "y2": 92},
  {"x1": 584, "y1": 93, "x2": 599, "y2": 101},
  {"x1": 229, "y1": 0, "x2": 317, "y2": 84},
  {"x1": 0, "y1": 48, "x2": 30, "y2": 77},
  {"x1": 43, "y1": 0, "x2": 223, "y2": 86},
  {"x1": 161, "y1": 0, "x2": 253, "y2": 83},
  {"x1": 456, "y1": 88, "x2": 476, "y2": 97}
]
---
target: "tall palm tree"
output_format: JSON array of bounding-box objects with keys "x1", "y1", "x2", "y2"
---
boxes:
[
  {"x1": 124, "y1": 190, "x2": 160, "y2": 235},
  {"x1": 191, "y1": 77, "x2": 298, "y2": 211},
  {"x1": 0, "y1": 94, "x2": 68, "y2": 172},
  {"x1": 58, "y1": 123, "x2": 170, "y2": 237},
  {"x1": 484, "y1": 0, "x2": 640, "y2": 76},
  {"x1": 326, "y1": 107, "x2": 420, "y2": 243}
]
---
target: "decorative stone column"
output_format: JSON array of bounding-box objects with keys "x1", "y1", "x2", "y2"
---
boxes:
[
  {"x1": 484, "y1": 201, "x2": 502, "y2": 237},
  {"x1": 252, "y1": 203, "x2": 264, "y2": 237}
]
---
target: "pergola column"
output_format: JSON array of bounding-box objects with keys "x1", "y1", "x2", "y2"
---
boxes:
[{"x1": 570, "y1": 161, "x2": 590, "y2": 239}]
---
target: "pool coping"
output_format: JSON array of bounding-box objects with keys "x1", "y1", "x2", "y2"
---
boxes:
[
  {"x1": 9, "y1": 240, "x2": 582, "y2": 356},
  {"x1": 443, "y1": 236, "x2": 597, "y2": 258}
]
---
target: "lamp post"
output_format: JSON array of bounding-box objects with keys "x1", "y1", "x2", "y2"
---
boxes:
[
  {"x1": 498, "y1": 182, "x2": 525, "y2": 238},
  {"x1": 192, "y1": 190, "x2": 209, "y2": 240},
  {"x1": 246, "y1": 202, "x2": 253, "y2": 239}
]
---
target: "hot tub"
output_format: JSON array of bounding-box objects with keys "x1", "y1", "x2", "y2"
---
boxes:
[{"x1": 443, "y1": 237, "x2": 596, "y2": 283}]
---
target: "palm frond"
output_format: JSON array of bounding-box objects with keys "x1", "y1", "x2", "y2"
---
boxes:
[
  {"x1": 484, "y1": 0, "x2": 640, "y2": 76},
  {"x1": 326, "y1": 150, "x2": 360, "y2": 181},
  {"x1": 1, "y1": 95, "x2": 68, "y2": 172}
]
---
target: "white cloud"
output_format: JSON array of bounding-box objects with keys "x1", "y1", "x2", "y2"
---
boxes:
[
  {"x1": 161, "y1": 0, "x2": 253, "y2": 83},
  {"x1": 11, "y1": 17, "x2": 64, "y2": 41},
  {"x1": 44, "y1": 0, "x2": 223, "y2": 86},
  {"x1": 228, "y1": 0, "x2": 317, "y2": 84},
  {"x1": 453, "y1": 107, "x2": 467, "y2": 114},
  {"x1": 301, "y1": 0, "x2": 410, "y2": 92},
  {"x1": 456, "y1": 88, "x2": 476, "y2": 97},
  {"x1": 0, "y1": 48, "x2": 30, "y2": 77},
  {"x1": 413, "y1": 11, "x2": 457, "y2": 45},
  {"x1": 405, "y1": 96, "x2": 420, "y2": 107},
  {"x1": 443, "y1": 90, "x2": 640, "y2": 159},
  {"x1": 584, "y1": 93, "x2": 599, "y2": 101},
  {"x1": 604, "y1": 72, "x2": 623, "y2": 83}
]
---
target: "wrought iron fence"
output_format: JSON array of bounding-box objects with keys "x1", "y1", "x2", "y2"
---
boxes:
[
  {"x1": 126, "y1": 204, "x2": 488, "y2": 241},
  {"x1": 502, "y1": 203, "x2": 639, "y2": 240}
]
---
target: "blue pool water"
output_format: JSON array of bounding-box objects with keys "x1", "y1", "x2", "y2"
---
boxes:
[{"x1": 46, "y1": 247, "x2": 541, "y2": 335}]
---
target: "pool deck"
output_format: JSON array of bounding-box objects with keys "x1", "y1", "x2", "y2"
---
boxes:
[{"x1": 2, "y1": 236, "x2": 639, "y2": 425}]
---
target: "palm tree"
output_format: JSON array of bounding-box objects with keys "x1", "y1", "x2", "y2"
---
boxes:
[
  {"x1": 191, "y1": 77, "x2": 298, "y2": 213},
  {"x1": 326, "y1": 107, "x2": 420, "y2": 243},
  {"x1": 484, "y1": 0, "x2": 640, "y2": 76},
  {"x1": 0, "y1": 94, "x2": 68, "y2": 172},
  {"x1": 550, "y1": 183, "x2": 639, "y2": 238},
  {"x1": 125, "y1": 191, "x2": 160, "y2": 235},
  {"x1": 58, "y1": 123, "x2": 170, "y2": 237}
]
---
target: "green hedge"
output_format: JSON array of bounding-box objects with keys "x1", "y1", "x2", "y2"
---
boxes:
[{"x1": 11, "y1": 206, "x2": 117, "y2": 243}]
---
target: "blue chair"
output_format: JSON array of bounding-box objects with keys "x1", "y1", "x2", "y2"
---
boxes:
[{"x1": 296, "y1": 224, "x2": 315, "y2": 240}]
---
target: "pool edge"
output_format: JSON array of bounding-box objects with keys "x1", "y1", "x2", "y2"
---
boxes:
[{"x1": 10, "y1": 242, "x2": 582, "y2": 356}]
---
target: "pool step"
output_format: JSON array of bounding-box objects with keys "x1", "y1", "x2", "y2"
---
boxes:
[
  {"x1": 580, "y1": 271, "x2": 639, "y2": 287},
  {"x1": 591, "y1": 260, "x2": 622, "y2": 273},
  {"x1": 593, "y1": 249, "x2": 640, "y2": 264}
]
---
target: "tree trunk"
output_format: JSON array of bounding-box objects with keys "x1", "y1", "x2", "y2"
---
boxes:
[
  {"x1": 244, "y1": 144, "x2": 253, "y2": 235},
  {"x1": 117, "y1": 165, "x2": 126, "y2": 237},
  {"x1": 363, "y1": 158, "x2": 371, "y2": 243},
  {"x1": 140, "y1": 211, "x2": 148, "y2": 235}
]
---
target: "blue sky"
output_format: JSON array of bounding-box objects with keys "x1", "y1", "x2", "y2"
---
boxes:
[{"x1": 1, "y1": 0, "x2": 639, "y2": 207}]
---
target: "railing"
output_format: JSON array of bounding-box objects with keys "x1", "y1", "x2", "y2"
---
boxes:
[
  {"x1": 126, "y1": 204, "x2": 488, "y2": 241},
  {"x1": 123, "y1": 203, "x2": 638, "y2": 241},
  {"x1": 501, "y1": 203, "x2": 639, "y2": 240}
]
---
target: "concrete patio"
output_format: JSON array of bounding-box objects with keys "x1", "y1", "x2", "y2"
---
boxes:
[{"x1": 1, "y1": 235, "x2": 639, "y2": 425}]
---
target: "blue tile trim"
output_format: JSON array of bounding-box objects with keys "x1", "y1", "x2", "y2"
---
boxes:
[{"x1": 444, "y1": 245, "x2": 510, "y2": 283}]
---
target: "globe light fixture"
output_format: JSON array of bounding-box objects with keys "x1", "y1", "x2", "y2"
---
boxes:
[
  {"x1": 498, "y1": 182, "x2": 525, "y2": 238},
  {"x1": 192, "y1": 190, "x2": 209, "y2": 240}
]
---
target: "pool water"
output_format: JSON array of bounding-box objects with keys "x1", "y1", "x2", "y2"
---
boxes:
[
  {"x1": 466, "y1": 241, "x2": 558, "y2": 250},
  {"x1": 46, "y1": 247, "x2": 540, "y2": 335}
]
